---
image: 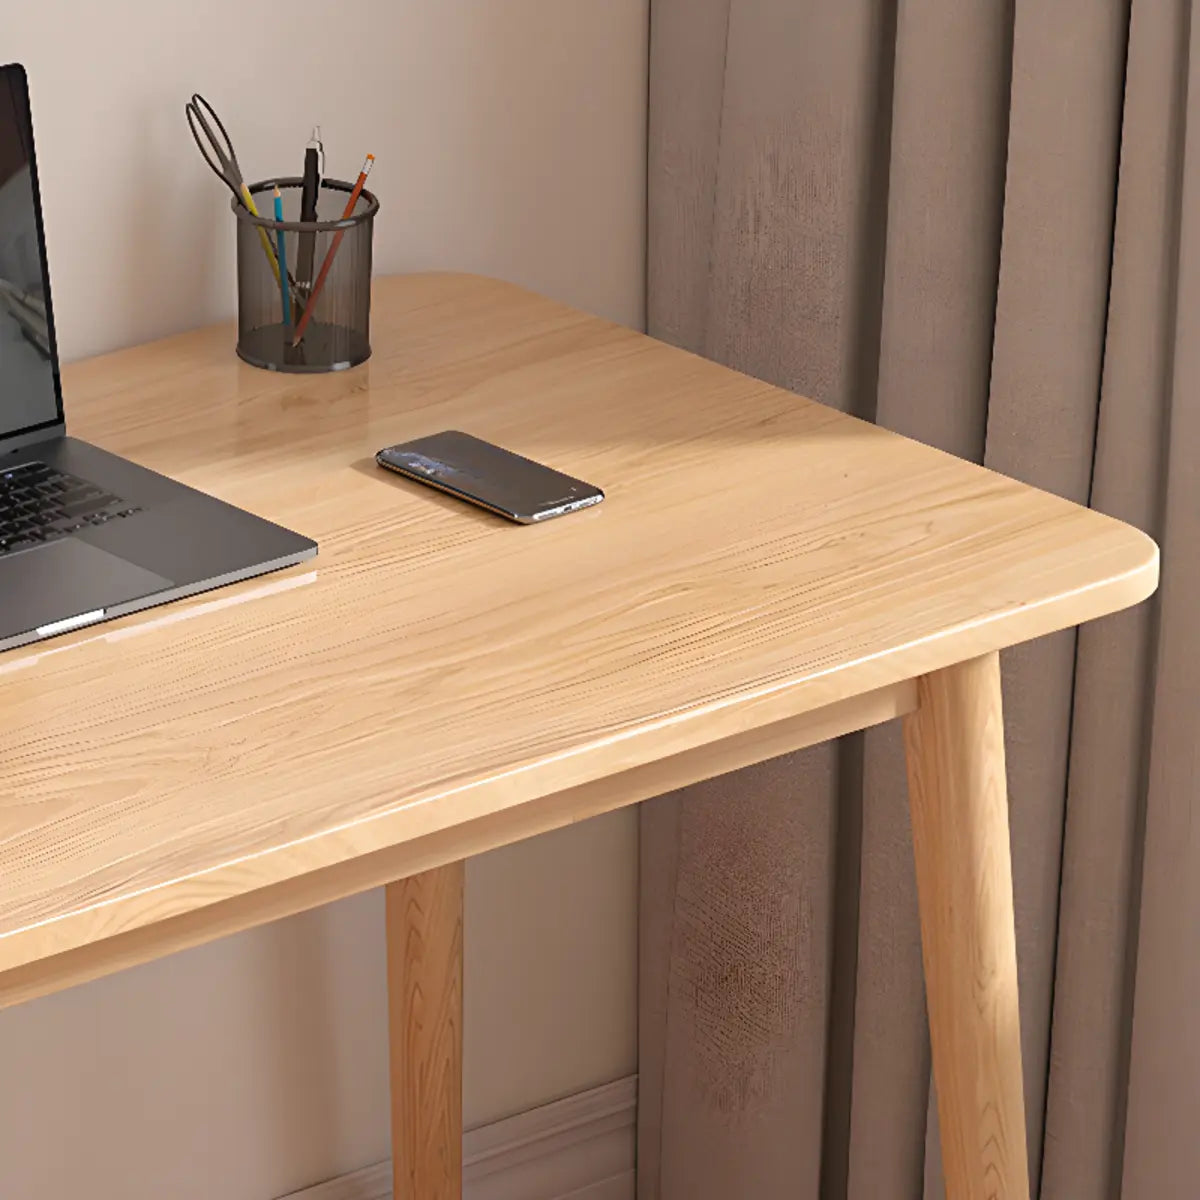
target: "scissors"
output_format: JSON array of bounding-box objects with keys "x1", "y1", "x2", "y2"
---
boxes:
[{"x1": 185, "y1": 93, "x2": 281, "y2": 284}]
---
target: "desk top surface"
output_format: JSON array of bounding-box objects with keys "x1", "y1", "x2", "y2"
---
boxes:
[{"x1": 0, "y1": 273, "x2": 1156, "y2": 972}]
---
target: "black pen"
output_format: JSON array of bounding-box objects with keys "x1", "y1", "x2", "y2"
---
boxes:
[{"x1": 297, "y1": 126, "x2": 322, "y2": 299}]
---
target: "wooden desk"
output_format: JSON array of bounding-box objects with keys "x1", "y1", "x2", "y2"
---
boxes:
[{"x1": 0, "y1": 274, "x2": 1156, "y2": 1200}]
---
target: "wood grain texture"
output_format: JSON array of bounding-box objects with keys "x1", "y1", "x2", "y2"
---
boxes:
[
  {"x1": 904, "y1": 653, "x2": 1031, "y2": 1200},
  {"x1": 0, "y1": 272, "x2": 1157, "y2": 982},
  {"x1": 387, "y1": 863, "x2": 464, "y2": 1200},
  {"x1": 0, "y1": 681, "x2": 914, "y2": 1010}
]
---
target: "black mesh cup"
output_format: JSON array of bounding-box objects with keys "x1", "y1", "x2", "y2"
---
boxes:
[{"x1": 234, "y1": 177, "x2": 378, "y2": 372}]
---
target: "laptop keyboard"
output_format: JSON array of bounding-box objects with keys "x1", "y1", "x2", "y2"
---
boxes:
[{"x1": 0, "y1": 461, "x2": 140, "y2": 557}]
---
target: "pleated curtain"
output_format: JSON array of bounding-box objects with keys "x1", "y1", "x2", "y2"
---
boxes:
[{"x1": 639, "y1": 3, "x2": 1200, "y2": 1196}]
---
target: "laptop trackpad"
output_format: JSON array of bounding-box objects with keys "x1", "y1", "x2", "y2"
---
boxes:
[{"x1": 0, "y1": 539, "x2": 173, "y2": 640}]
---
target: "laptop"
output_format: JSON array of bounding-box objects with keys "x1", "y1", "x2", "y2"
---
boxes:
[{"x1": 0, "y1": 64, "x2": 316, "y2": 654}]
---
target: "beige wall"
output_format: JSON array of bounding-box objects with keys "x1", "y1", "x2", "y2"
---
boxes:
[{"x1": 0, "y1": 3, "x2": 647, "y2": 1197}]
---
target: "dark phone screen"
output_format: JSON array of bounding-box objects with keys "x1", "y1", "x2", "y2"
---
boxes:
[{"x1": 378, "y1": 431, "x2": 603, "y2": 521}]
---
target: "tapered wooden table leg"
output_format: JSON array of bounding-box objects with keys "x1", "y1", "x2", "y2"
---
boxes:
[
  {"x1": 904, "y1": 652, "x2": 1030, "y2": 1200},
  {"x1": 386, "y1": 861, "x2": 464, "y2": 1200}
]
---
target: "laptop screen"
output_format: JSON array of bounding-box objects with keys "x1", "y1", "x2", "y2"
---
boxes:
[{"x1": 0, "y1": 64, "x2": 60, "y2": 441}]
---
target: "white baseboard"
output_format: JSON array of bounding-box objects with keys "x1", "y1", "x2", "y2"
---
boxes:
[{"x1": 278, "y1": 1075, "x2": 636, "y2": 1200}]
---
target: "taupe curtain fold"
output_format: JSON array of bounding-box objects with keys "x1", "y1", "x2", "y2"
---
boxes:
[{"x1": 639, "y1": 3, "x2": 1199, "y2": 1198}]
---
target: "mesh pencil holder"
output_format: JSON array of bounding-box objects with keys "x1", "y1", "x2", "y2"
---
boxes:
[{"x1": 233, "y1": 178, "x2": 378, "y2": 372}]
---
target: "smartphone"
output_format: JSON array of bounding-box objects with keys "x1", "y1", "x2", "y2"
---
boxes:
[{"x1": 376, "y1": 431, "x2": 604, "y2": 524}]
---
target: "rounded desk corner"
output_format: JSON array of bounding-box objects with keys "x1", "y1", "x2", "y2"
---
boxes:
[{"x1": 1114, "y1": 523, "x2": 1161, "y2": 609}]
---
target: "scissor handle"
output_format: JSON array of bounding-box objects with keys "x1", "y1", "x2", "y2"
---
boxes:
[{"x1": 185, "y1": 93, "x2": 244, "y2": 198}]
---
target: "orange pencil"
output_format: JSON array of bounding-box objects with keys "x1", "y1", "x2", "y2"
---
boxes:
[{"x1": 292, "y1": 153, "x2": 374, "y2": 346}]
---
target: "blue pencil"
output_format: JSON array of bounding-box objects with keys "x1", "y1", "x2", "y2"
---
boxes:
[{"x1": 273, "y1": 186, "x2": 290, "y2": 327}]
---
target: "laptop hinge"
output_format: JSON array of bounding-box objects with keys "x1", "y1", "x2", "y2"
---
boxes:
[{"x1": 0, "y1": 422, "x2": 66, "y2": 457}]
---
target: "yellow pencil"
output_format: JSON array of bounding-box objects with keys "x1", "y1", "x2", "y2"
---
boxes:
[{"x1": 240, "y1": 183, "x2": 282, "y2": 285}]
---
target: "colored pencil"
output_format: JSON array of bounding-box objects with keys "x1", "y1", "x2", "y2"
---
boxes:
[
  {"x1": 292, "y1": 154, "x2": 374, "y2": 345},
  {"x1": 241, "y1": 183, "x2": 282, "y2": 286},
  {"x1": 273, "y1": 186, "x2": 290, "y2": 327}
]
